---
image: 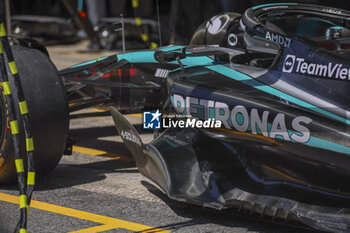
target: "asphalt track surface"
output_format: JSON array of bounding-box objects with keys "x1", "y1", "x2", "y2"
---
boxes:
[{"x1": 0, "y1": 42, "x2": 322, "y2": 233}]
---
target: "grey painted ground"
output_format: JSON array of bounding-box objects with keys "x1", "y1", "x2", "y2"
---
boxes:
[{"x1": 0, "y1": 113, "x2": 319, "y2": 233}]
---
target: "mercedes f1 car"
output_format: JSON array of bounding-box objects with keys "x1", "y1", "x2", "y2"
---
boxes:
[{"x1": 2, "y1": 3, "x2": 350, "y2": 233}]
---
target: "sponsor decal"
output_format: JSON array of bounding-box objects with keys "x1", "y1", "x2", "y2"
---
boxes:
[
  {"x1": 322, "y1": 8, "x2": 342, "y2": 15},
  {"x1": 120, "y1": 130, "x2": 142, "y2": 146},
  {"x1": 227, "y1": 33, "x2": 238, "y2": 46},
  {"x1": 143, "y1": 110, "x2": 222, "y2": 129},
  {"x1": 282, "y1": 54, "x2": 295, "y2": 73},
  {"x1": 155, "y1": 68, "x2": 169, "y2": 78},
  {"x1": 172, "y1": 94, "x2": 312, "y2": 143},
  {"x1": 162, "y1": 114, "x2": 221, "y2": 129},
  {"x1": 143, "y1": 110, "x2": 161, "y2": 129},
  {"x1": 282, "y1": 54, "x2": 350, "y2": 80},
  {"x1": 206, "y1": 15, "x2": 230, "y2": 34},
  {"x1": 265, "y1": 31, "x2": 291, "y2": 47}
]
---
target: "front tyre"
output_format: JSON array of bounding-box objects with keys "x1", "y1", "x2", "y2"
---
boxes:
[{"x1": 0, "y1": 44, "x2": 69, "y2": 183}]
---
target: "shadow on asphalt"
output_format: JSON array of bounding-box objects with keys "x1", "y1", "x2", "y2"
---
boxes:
[
  {"x1": 1, "y1": 123, "x2": 141, "y2": 192},
  {"x1": 140, "y1": 181, "x2": 321, "y2": 233},
  {"x1": 2, "y1": 147, "x2": 137, "y2": 193},
  {"x1": 1, "y1": 159, "x2": 136, "y2": 192},
  {"x1": 69, "y1": 124, "x2": 151, "y2": 155}
]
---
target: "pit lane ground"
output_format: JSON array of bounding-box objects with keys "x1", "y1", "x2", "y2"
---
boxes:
[{"x1": 0, "y1": 42, "x2": 321, "y2": 233}]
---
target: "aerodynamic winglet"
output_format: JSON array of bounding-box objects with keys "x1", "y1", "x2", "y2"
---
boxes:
[
  {"x1": 111, "y1": 107, "x2": 145, "y2": 160},
  {"x1": 111, "y1": 107, "x2": 169, "y2": 192}
]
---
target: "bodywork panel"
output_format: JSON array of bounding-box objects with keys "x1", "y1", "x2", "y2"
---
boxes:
[{"x1": 62, "y1": 29, "x2": 350, "y2": 233}]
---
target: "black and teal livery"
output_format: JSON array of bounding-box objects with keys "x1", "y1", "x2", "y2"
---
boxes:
[{"x1": 61, "y1": 3, "x2": 350, "y2": 233}]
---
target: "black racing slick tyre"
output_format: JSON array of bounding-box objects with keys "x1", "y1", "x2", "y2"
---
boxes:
[{"x1": 0, "y1": 44, "x2": 69, "y2": 183}]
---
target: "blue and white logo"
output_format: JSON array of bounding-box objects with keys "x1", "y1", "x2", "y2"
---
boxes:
[
  {"x1": 143, "y1": 110, "x2": 161, "y2": 129},
  {"x1": 282, "y1": 54, "x2": 295, "y2": 73}
]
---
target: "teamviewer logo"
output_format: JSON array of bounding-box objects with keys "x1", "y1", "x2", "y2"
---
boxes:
[
  {"x1": 143, "y1": 110, "x2": 161, "y2": 129},
  {"x1": 282, "y1": 54, "x2": 295, "y2": 73}
]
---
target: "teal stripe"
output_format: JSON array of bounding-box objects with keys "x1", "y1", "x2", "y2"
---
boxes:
[
  {"x1": 70, "y1": 45, "x2": 209, "y2": 69},
  {"x1": 284, "y1": 128, "x2": 350, "y2": 155},
  {"x1": 117, "y1": 50, "x2": 212, "y2": 65},
  {"x1": 70, "y1": 56, "x2": 108, "y2": 68},
  {"x1": 207, "y1": 64, "x2": 349, "y2": 124},
  {"x1": 70, "y1": 60, "x2": 97, "y2": 68},
  {"x1": 70, "y1": 45, "x2": 184, "y2": 68},
  {"x1": 307, "y1": 136, "x2": 350, "y2": 155},
  {"x1": 117, "y1": 51, "x2": 156, "y2": 63},
  {"x1": 330, "y1": 26, "x2": 345, "y2": 30},
  {"x1": 275, "y1": 124, "x2": 350, "y2": 155},
  {"x1": 171, "y1": 56, "x2": 213, "y2": 67},
  {"x1": 78, "y1": 0, "x2": 84, "y2": 11},
  {"x1": 159, "y1": 45, "x2": 185, "y2": 52},
  {"x1": 252, "y1": 3, "x2": 298, "y2": 10}
]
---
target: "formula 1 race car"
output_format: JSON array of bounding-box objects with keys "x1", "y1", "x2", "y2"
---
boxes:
[{"x1": 2, "y1": 2, "x2": 350, "y2": 233}]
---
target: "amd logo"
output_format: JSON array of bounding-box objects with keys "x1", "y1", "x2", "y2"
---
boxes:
[{"x1": 265, "y1": 31, "x2": 291, "y2": 47}]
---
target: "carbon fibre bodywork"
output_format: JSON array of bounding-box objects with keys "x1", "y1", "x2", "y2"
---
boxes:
[
  {"x1": 108, "y1": 45, "x2": 350, "y2": 232},
  {"x1": 61, "y1": 3, "x2": 350, "y2": 232}
]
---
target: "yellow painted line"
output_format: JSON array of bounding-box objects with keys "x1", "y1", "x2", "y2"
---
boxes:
[
  {"x1": 127, "y1": 113, "x2": 142, "y2": 117},
  {"x1": 90, "y1": 108, "x2": 142, "y2": 118},
  {"x1": 91, "y1": 107, "x2": 109, "y2": 112},
  {"x1": 69, "y1": 103, "x2": 80, "y2": 108},
  {"x1": 68, "y1": 224, "x2": 118, "y2": 233},
  {"x1": 73, "y1": 145, "x2": 134, "y2": 162},
  {"x1": 70, "y1": 109, "x2": 143, "y2": 119},
  {"x1": 0, "y1": 192, "x2": 170, "y2": 233}
]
